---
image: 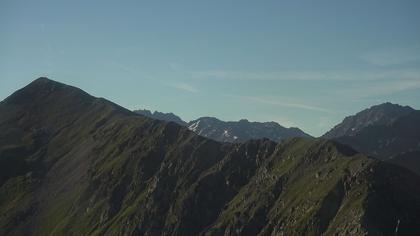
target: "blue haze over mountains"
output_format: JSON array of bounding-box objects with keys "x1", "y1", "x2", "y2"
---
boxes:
[
  {"x1": 133, "y1": 109, "x2": 311, "y2": 143},
  {"x1": 1, "y1": 78, "x2": 420, "y2": 235},
  {"x1": 2, "y1": 0, "x2": 420, "y2": 136},
  {"x1": 135, "y1": 103, "x2": 420, "y2": 176},
  {"x1": 2, "y1": 0, "x2": 420, "y2": 234}
]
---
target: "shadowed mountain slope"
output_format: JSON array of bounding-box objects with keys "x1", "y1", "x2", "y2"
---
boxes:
[
  {"x1": 323, "y1": 103, "x2": 420, "y2": 175},
  {"x1": 323, "y1": 103, "x2": 414, "y2": 139},
  {"x1": 1, "y1": 78, "x2": 420, "y2": 236}
]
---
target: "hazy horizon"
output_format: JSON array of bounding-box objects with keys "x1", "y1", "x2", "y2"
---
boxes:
[{"x1": 1, "y1": 0, "x2": 420, "y2": 136}]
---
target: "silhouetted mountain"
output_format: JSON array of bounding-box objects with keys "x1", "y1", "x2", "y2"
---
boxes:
[
  {"x1": 1, "y1": 78, "x2": 420, "y2": 235},
  {"x1": 323, "y1": 102, "x2": 414, "y2": 139},
  {"x1": 133, "y1": 109, "x2": 187, "y2": 126},
  {"x1": 324, "y1": 103, "x2": 420, "y2": 175},
  {"x1": 188, "y1": 117, "x2": 311, "y2": 142}
]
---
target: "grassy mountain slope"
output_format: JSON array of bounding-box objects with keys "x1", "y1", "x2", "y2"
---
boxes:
[{"x1": 1, "y1": 78, "x2": 420, "y2": 236}]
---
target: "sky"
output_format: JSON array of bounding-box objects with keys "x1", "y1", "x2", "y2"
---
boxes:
[{"x1": 1, "y1": 0, "x2": 420, "y2": 136}]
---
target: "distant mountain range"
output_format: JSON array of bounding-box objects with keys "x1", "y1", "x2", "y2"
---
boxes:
[
  {"x1": 2, "y1": 78, "x2": 420, "y2": 235},
  {"x1": 134, "y1": 103, "x2": 420, "y2": 176},
  {"x1": 133, "y1": 109, "x2": 187, "y2": 126},
  {"x1": 133, "y1": 109, "x2": 311, "y2": 142},
  {"x1": 323, "y1": 102, "x2": 420, "y2": 175}
]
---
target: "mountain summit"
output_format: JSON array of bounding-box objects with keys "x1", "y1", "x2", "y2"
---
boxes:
[
  {"x1": 323, "y1": 102, "x2": 414, "y2": 139},
  {"x1": 323, "y1": 102, "x2": 420, "y2": 175},
  {"x1": 1, "y1": 78, "x2": 420, "y2": 235}
]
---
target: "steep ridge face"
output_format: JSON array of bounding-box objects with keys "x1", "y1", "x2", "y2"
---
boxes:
[
  {"x1": 335, "y1": 111, "x2": 420, "y2": 175},
  {"x1": 187, "y1": 117, "x2": 311, "y2": 143},
  {"x1": 335, "y1": 111, "x2": 420, "y2": 157},
  {"x1": 1, "y1": 78, "x2": 420, "y2": 236},
  {"x1": 323, "y1": 103, "x2": 414, "y2": 139},
  {"x1": 389, "y1": 150, "x2": 420, "y2": 176},
  {"x1": 323, "y1": 103, "x2": 420, "y2": 175}
]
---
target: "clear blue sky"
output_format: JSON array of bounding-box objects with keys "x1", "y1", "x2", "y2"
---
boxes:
[{"x1": 1, "y1": 0, "x2": 420, "y2": 136}]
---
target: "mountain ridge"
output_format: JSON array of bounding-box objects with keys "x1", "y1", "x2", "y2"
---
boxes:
[
  {"x1": 133, "y1": 109, "x2": 188, "y2": 126},
  {"x1": 323, "y1": 102, "x2": 414, "y2": 139},
  {"x1": 133, "y1": 109, "x2": 311, "y2": 143},
  {"x1": 1, "y1": 78, "x2": 420, "y2": 235},
  {"x1": 187, "y1": 116, "x2": 311, "y2": 143},
  {"x1": 323, "y1": 102, "x2": 420, "y2": 175}
]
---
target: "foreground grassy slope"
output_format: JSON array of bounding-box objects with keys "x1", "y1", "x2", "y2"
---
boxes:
[{"x1": 1, "y1": 78, "x2": 420, "y2": 236}]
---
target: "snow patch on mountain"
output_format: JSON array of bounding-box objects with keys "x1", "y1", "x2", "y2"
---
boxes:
[{"x1": 188, "y1": 120, "x2": 201, "y2": 132}]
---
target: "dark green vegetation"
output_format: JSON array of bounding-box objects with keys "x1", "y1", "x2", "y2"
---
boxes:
[
  {"x1": 323, "y1": 103, "x2": 420, "y2": 176},
  {"x1": 1, "y1": 78, "x2": 420, "y2": 235}
]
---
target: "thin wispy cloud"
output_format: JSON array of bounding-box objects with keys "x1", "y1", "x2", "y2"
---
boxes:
[
  {"x1": 337, "y1": 79, "x2": 420, "y2": 99},
  {"x1": 189, "y1": 69, "x2": 420, "y2": 82},
  {"x1": 168, "y1": 62, "x2": 184, "y2": 71},
  {"x1": 228, "y1": 95, "x2": 334, "y2": 113},
  {"x1": 109, "y1": 61, "x2": 143, "y2": 76},
  {"x1": 362, "y1": 46, "x2": 420, "y2": 67},
  {"x1": 169, "y1": 82, "x2": 199, "y2": 93},
  {"x1": 317, "y1": 116, "x2": 334, "y2": 129}
]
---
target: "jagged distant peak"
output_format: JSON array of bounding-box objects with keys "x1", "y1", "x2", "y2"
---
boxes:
[
  {"x1": 187, "y1": 116, "x2": 311, "y2": 142},
  {"x1": 133, "y1": 108, "x2": 187, "y2": 126},
  {"x1": 323, "y1": 102, "x2": 415, "y2": 139},
  {"x1": 132, "y1": 109, "x2": 312, "y2": 143}
]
